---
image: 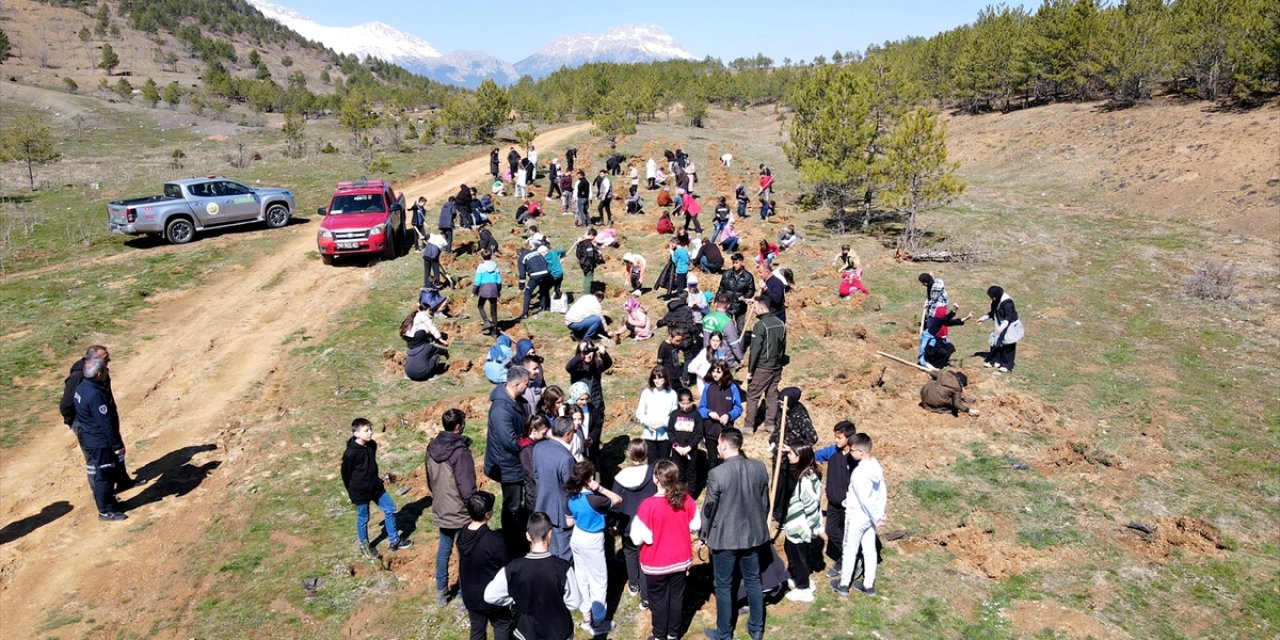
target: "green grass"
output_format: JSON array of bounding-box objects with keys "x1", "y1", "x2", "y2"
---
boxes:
[{"x1": 7, "y1": 97, "x2": 1278, "y2": 639}]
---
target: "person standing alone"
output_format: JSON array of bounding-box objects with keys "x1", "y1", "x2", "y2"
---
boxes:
[{"x1": 699, "y1": 428, "x2": 769, "y2": 640}]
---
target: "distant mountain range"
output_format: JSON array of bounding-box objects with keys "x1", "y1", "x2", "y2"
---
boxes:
[{"x1": 247, "y1": 0, "x2": 695, "y2": 88}]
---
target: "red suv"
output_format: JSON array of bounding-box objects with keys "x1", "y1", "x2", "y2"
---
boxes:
[{"x1": 316, "y1": 179, "x2": 408, "y2": 264}]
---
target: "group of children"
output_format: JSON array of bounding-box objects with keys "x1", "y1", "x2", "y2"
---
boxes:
[{"x1": 342, "y1": 405, "x2": 890, "y2": 640}]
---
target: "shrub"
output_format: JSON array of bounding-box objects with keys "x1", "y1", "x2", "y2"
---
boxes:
[
  {"x1": 1184, "y1": 259, "x2": 1238, "y2": 301},
  {"x1": 320, "y1": 141, "x2": 338, "y2": 154}
]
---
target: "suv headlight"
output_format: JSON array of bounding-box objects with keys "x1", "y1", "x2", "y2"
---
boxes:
[
  {"x1": 368, "y1": 224, "x2": 386, "y2": 236},
  {"x1": 319, "y1": 228, "x2": 333, "y2": 239}
]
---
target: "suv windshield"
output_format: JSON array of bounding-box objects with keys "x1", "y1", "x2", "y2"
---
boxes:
[{"x1": 329, "y1": 193, "x2": 386, "y2": 214}]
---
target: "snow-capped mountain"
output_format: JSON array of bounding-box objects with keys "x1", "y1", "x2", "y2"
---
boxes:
[
  {"x1": 246, "y1": 2, "x2": 693, "y2": 87},
  {"x1": 248, "y1": 0, "x2": 441, "y2": 68},
  {"x1": 423, "y1": 51, "x2": 521, "y2": 89},
  {"x1": 248, "y1": 0, "x2": 516, "y2": 87},
  {"x1": 515, "y1": 25, "x2": 696, "y2": 78}
]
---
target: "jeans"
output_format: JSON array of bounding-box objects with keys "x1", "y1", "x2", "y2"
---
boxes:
[
  {"x1": 355, "y1": 491, "x2": 400, "y2": 545},
  {"x1": 568, "y1": 315, "x2": 604, "y2": 340},
  {"x1": 576, "y1": 198, "x2": 589, "y2": 226},
  {"x1": 436, "y1": 527, "x2": 459, "y2": 592},
  {"x1": 712, "y1": 547, "x2": 764, "y2": 639},
  {"x1": 712, "y1": 219, "x2": 727, "y2": 245},
  {"x1": 522, "y1": 274, "x2": 550, "y2": 317},
  {"x1": 737, "y1": 200, "x2": 747, "y2": 218},
  {"x1": 918, "y1": 331, "x2": 932, "y2": 366}
]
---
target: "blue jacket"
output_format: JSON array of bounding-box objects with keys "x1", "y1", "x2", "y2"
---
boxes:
[
  {"x1": 484, "y1": 383, "x2": 529, "y2": 483},
  {"x1": 673, "y1": 247, "x2": 690, "y2": 275},
  {"x1": 438, "y1": 202, "x2": 455, "y2": 229},
  {"x1": 473, "y1": 260, "x2": 503, "y2": 299},
  {"x1": 74, "y1": 378, "x2": 124, "y2": 450}
]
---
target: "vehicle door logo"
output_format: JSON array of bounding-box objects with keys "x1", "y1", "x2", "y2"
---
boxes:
[{"x1": 207, "y1": 202, "x2": 220, "y2": 215}]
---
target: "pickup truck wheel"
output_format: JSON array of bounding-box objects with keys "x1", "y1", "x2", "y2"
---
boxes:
[
  {"x1": 382, "y1": 227, "x2": 397, "y2": 260},
  {"x1": 265, "y1": 204, "x2": 290, "y2": 229},
  {"x1": 165, "y1": 217, "x2": 195, "y2": 245},
  {"x1": 321, "y1": 254, "x2": 335, "y2": 266}
]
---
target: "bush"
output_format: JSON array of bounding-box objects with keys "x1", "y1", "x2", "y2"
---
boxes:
[
  {"x1": 367, "y1": 155, "x2": 392, "y2": 174},
  {"x1": 1184, "y1": 259, "x2": 1238, "y2": 301},
  {"x1": 62, "y1": 77, "x2": 79, "y2": 93},
  {"x1": 320, "y1": 141, "x2": 338, "y2": 154}
]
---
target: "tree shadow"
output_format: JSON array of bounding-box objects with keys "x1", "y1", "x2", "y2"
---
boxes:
[
  {"x1": 0, "y1": 194, "x2": 37, "y2": 205},
  {"x1": 0, "y1": 501, "x2": 73, "y2": 545},
  {"x1": 121, "y1": 444, "x2": 221, "y2": 511}
]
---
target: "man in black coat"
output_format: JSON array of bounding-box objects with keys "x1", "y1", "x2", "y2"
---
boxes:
[
  {"x1": 699, "y1": 428, "x2": 769, "y2": 640},
  {"x1": 717, "y1": 253, "x2": 757, "y2": 334},
  {"x1": 73, "y1": 355, "x2": 128, "y2": 520},
  {"x1": 506, "y1": 147, "x2": 521, "y2": 179},
  {"x1": 62, "y1": 345, "x2": 140, "y2": 494},
  {"x1": 489, "y1": 148, "x2": 500, "y2": 180},
  {"x1": 484, "y1": 366, "x2": 532, "y2": 557}
]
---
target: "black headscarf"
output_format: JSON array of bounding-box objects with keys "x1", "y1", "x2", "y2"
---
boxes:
[
  {"x1": 919, "y1": 273, "x2": 934, "y2": 288},
  {"x1": 987, "y1": 286, "x2": 1003, "y2": 300}
]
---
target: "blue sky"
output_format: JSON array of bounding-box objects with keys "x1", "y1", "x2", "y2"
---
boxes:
[{"x1": 276, "y1": 1, "x2": 1035, "y2": 63}]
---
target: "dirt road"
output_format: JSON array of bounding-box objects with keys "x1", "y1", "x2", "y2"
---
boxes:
[{"x1": 0, "y1": 123, "x2": 591, "y2": 638}]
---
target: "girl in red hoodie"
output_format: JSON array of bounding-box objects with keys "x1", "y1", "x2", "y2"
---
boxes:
[{"x1": 630, "y1": 460, "x2": 701, "y2": 640}]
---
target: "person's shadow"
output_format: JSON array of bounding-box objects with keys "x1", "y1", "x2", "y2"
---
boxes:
[
  {"x1": 122, "y1": 444, "x2": 221, "y2": 510},
  {"x1": 0, "y1": 501, "x2": 73, "y2": 545}
]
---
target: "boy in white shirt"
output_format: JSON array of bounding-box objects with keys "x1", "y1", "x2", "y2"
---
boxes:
[{"x1": 833, "y1": 433, "x2": 886, "y2": 597}]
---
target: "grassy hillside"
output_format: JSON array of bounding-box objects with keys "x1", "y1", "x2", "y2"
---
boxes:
[{"x1": 0, "y1": 79, "x2": 1276, "y2": 640}]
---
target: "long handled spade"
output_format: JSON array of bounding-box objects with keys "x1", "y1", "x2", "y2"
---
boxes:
[
  {"x1": 876, "y1": 350, "x2": 934, "y2": 374},
  {"x1": 767, "y1": 396, "x2": 791, "y2": 540}
]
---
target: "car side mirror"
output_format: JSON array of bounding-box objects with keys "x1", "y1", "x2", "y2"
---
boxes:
[{"x1": 316, "y1": 207, "x2": 327, "y2": 215}]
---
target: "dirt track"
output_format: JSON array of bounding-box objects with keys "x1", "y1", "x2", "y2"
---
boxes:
[{"x1": 0, "y1": 123, "x2": 591, "y2": 638}]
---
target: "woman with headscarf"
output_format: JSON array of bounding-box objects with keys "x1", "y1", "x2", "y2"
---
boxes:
[
  {"x1": 977, "y1": 286, "x2": 1023, "y2": 372},
  {"x1": 405, "y1": 330, "x2": 446, "y2": 381},
  {"x1": 566, "y1": 341, "x2": 612, "y2": 462},
  {"x1": 769, "y1": 387, "x2": 818, "y2": 450}
]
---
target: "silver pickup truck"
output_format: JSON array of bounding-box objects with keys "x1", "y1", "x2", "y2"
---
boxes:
[{"x1": 107, "y1": 177, "x2": 297, "y2": 244}]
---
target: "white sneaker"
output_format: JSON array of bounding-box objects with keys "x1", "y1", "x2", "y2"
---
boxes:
[{"x1": 785, "y1": 587, "x2": 814, "y2": 602}]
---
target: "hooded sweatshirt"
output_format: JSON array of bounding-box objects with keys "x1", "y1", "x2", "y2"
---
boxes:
[
  {"x1": 425, "y1": 430, "x2": 477, "y2": 530},
  {"x1": 458, "y1": 523, "x2": 510, "y2": 614},
  {"x1": 847, "y1": 457, "x2": 887, "y2": 525},
  {"x1": 610, "y1": 464, "x2": 657, "y2": 530},
  {"x1": 341, "y1": 437, "x2": 385, "y2": 504}
]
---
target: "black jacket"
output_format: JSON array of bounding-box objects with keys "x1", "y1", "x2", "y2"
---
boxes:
[
  {"x1": 484, "y1": 384, "x2": 529, "y2": 483},
  {"x1": 657, "y1": 297, "x2": 697, "y2": 336},
  {"x1": 575, "y1": 241, "x2": 603, "y2": 272},
  {"x1": 701, "y1": 454, "x2": 770, "y2": 550},
  {"x1": 489, "y1": 150, "x2": 500, "y2": 174},
  {"x1": 764, "y1": 275, "x2": 788, "y2": 324},
  {"x1": 457, "y1": 524, "x2": 510, "y2": 613},
  {"x1": 61, "y1": 358, "x2": 114, "y2": 427},
  {"x1": 718, "y1": 268, "x2": 756, "y2": 316},
  {"x1": 73, "y1": 378, "x2": 124, "y2": 451},
  {"x1": 341, "y1": 437, "x2": 385, "y2": 504},
  {"x1": 477, "y1": 228, "x2": 498, "y2": 255}
]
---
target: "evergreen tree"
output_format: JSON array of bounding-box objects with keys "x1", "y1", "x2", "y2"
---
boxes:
[
  {"x1": 0, "y1": 29, "x2": 8, "y2": 63},
  {"x1": 880, "y1": 108, "x2": 964, "y2": 251},
  {"x1": 1, "y1": 113, "x2": 63, "y2": 191},
  {"x1": 472, "y1": 80, "x2": 512, "y2": 142},
  {"x1": 283, "y1": 110, "x2": 306, "y2": 159},
  {"x1": 783, "y1": 64, "x2": 878, "y2": 229},
  {"x1": 162, "y1": 81, "x2": 182, "y2": 108},
  {"x1": 339, "y1": 94, "x2": 376, "y2": 149},
  {"x1": 99, "y1": 44, "x2": 120, "y2": 75},
  {"x1": 142, "y1": 78, "x2": 161, "y2": 106}
]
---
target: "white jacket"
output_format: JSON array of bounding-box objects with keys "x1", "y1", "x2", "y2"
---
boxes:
[
  {"x1": 846, "y1": 457, "x2": 887, "y2": 525},
  {"x1": 635, "y1": 387, "x2": 678, "y2": 440}
]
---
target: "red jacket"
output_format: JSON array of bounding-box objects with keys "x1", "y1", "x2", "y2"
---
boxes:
[{"x1": 634, "y1": 494, "x2": 698, "y2": 575}]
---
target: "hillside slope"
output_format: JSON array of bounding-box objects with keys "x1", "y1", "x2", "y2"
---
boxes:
[{"x1": 944, "y1": 99, "x2": 1280, "y2": 242}]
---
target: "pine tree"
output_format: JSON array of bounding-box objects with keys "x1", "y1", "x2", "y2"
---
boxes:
[
  {"x1": 339, "y1": 94, "x2": 376, "y2": 150},
  {"x1": 99, "y1": 44, "x2": 120, "y2": 75},
  {"x1": 880, "y1": 108, "x2": 964, "y2": 252},
  {"x1": 783, "y1": 64, "x2": 878, "y2": 230},
  {"x1": 141, "y1": 78, "x2": 160, "y2": 106},
  {"x1": 162, "y1": 81, "x2": 182, "y2": 108},
  {"x1": 472, "y1": 80, "x2": 512, "y2": 143},
  {"x1": 283, "y1": 110, "x2": 306, "y2": 159}
]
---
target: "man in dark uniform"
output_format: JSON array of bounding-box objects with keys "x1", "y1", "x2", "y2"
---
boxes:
[
  {"x1": 74, "y1": 355, "x2": 129, "y2": 521},
  {"x1": 61, "y1": 345, "x2": 140, "y2": 494}
]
